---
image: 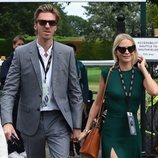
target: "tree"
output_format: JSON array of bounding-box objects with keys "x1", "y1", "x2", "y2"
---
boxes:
[
  {"x1": 146, "y1": 2, "x2": 158, "y2": 34},
  {"x1": 83, "y1": 2, "x2": 141, "y2": 41},
  {"x1": 0, "y1": 2, "x2": 69, "y2": 39},
  {"x1": 66, "y1": 15, "x2": 88, "y2": 36},
  {"x1": 0, "y1": 3, "x2": 41, "y2": 38},
  {"x1": 148, "y1": 0, "x2": 157, "y2": 6}
]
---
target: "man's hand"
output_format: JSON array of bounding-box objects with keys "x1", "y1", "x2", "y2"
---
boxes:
[
  {"x1": 3, "y1": 123, "x2": 18, "y2": 140},
  {"x1": 71, "y1": 129, "x2": 81, "y2": 142}
]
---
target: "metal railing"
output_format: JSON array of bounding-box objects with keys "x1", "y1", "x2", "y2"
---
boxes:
[{"x1": 81, "y1": 60, "x2": 114, "y2": 66}]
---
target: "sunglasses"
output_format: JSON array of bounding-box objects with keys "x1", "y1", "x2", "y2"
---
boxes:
[
  {"x1": 116, "y1": 45, "x2": 136, "y2": 54},
  {"x1": 36, "y1": 20, "x2": 57, "y2": 26}
]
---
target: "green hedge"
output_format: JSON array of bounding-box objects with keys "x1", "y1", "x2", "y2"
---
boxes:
[
  {"x1": 0, "y1": 37, "x2": 113, "y2": 60},
  {"x1": 0, "y1": 39, "x2": 13, "y2": 57},
  {"x1": 76, "y1": 41, "x2": 113, "y2": 60}
]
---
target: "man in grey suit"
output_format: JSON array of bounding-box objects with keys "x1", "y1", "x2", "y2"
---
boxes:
[{"x1": 1, "y1": 4, "x2": 83, "y2": 158}]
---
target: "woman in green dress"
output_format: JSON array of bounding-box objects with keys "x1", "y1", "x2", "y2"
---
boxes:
[{"x1": 79, "y1": 33, "x2": 158, "y2": 158}]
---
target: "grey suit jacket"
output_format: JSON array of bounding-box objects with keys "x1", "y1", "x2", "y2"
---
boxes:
[{"x1": 1, "y1": 40, "x2": 83, "y2": 136}]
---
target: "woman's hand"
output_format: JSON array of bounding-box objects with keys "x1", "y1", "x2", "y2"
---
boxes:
[
  {"x1": 137, "y1": 55, "x2": 158, "y2": 96},
  {"x1": 78, "y1": 129, "x2": 90, "y2": 142},
  {"x1": 137, "y1": 56, "x2": 148, "y2": 69}
]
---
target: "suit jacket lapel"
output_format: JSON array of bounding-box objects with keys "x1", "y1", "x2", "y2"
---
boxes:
[
  {"x1": 29, "y1": 41, "x2": 42, "y2": 90},
  {"x1": 51, "y1": 41, "x2": 61, "y2": 88}
]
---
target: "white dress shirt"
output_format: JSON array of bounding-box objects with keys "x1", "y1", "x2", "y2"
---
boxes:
[{"x1": 36, "y1": 42, "x2": 55, "y2": 111}]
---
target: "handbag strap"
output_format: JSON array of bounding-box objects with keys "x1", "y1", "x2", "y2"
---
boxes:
[{"x1": 96, "y1": 65, "x2": 114, "y2": 127}]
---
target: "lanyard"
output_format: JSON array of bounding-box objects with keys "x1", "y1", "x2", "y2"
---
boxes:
[
  {"x1": 37, "y1": 46, "x2": 53, "y2": 82},
  {"x1": 118, "y1": 67, "x2": 135, "y2": 110}
]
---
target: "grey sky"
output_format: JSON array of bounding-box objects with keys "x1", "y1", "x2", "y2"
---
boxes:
[{"x1": 63, "y1": 2, "x2": 88, "y2": 19}]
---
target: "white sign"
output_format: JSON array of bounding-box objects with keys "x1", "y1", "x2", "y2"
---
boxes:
[
  {"x1": 134, "y1": 38, "x2": 158, "y2": 61},
  {"x1": 0, "y1": 0, "x2": 146, "y2": 2}
]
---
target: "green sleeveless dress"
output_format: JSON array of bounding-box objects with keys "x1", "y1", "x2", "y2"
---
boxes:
[{"x1": 101, "y1": 66, "x2": 144, "y2": 158}]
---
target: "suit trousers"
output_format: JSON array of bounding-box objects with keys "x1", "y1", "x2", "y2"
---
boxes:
[{"x1": 21, "y1": 110, "x2": 71, "y2": 158}]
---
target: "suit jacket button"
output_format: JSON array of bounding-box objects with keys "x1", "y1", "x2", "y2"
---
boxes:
[
  {"x1": 37, "y1": 108, "x2": 40, "y2": 111},
  {"x1": 39, "y1": 94, "x2": 42, "y2": 97}
]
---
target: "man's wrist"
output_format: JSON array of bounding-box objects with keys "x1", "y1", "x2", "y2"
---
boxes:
[{"x1": 2, "y1": 122, "x2": 12, "y2": 127}]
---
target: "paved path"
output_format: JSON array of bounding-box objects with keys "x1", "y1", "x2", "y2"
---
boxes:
[{"x1": 46, "y1": 145, "x2": 102, "y2": 158}]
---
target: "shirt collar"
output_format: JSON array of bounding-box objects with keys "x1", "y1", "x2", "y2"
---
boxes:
[{"x1": 36, "y1": 41, "x2": 53, "y2": 57}]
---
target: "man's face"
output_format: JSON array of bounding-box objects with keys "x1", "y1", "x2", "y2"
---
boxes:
[{"x1": 34, "y1": 12, "x2": 57, "y2": 41}]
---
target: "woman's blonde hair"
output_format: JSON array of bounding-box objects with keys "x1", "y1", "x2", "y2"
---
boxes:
[{"x1": 112, "y1": 33, "x2": 138, "y2": 66}]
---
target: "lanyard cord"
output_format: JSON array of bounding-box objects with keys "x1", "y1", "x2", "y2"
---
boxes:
[
  {"x1": 37, "y1": 45, "x2": 53, "y2": 82},
  {"x1": 118, "y1": 67, "x2": 135, "y2": 110}
]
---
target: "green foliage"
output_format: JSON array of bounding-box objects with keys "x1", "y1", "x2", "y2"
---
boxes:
[
  {"x1": 0, "y1": 39, "x2": 12, "y2": 57},
  {"x1": 148, "y1": 0, "x2": 158, "y2": 6},
  {"x1": 0, "y1": 3, "x2": 42, "y2": 39},
  {"x1": 66, "y1": 15, "x2": 88, "y2": 36},
  {"x1": 0, "y1": 2, "x2": 158, "y2": 42},
  {"x1": 0, "y1": 3, "x2": 74, "y2": 39},
  {"x1": 0, "y1": 37, "x2": 113, "y2": 60},
  {"x1": 76, "y1": 41, "x2": 112, "y2": 60},
  {"x1": 83, "y1": 2, "x2": 141, "y2": 41},
  {"x1": 0, "y1": 3, "x2": 89, "y2": 39},
  {"x1": 147, "y1": 2, "x2": 158, "y2": 29}
]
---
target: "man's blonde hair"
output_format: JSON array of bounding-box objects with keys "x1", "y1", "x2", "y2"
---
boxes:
[{"x1": 34, "y1": 4, "x2": 60, "y2": 23}]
